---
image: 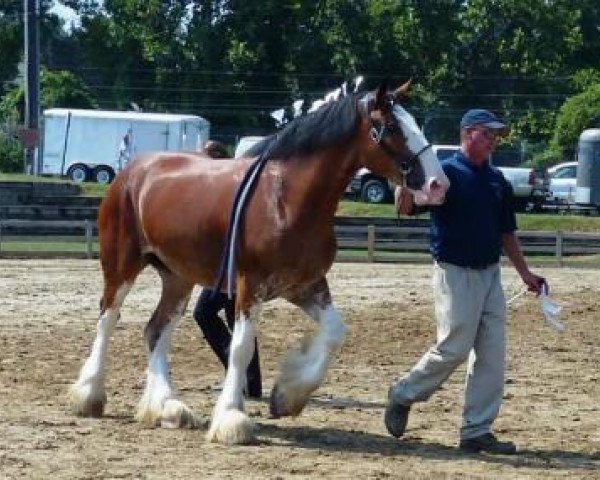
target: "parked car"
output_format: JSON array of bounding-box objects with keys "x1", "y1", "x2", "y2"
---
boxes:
[
  {"x1": 547, "y1": 161, "x2": 577, "y2": 203},
  {"x1": 345, "y1": 146, "x2": 461, "y2": 204},
  {"x1": 346, "y1": 168, "x2": 393, "y2": 203}
]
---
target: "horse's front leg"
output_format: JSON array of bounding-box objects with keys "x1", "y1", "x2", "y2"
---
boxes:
[
  {"x1": 206, "y1": 303, "x2": 260, "y2": 445},
  {"x1": 270, "y1": 277, "x2": 347, "y2": 418}
]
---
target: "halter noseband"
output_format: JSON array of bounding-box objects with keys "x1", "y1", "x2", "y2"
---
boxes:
[{"x1": 362, "y1": 95, "x2": 432, "y2": 185}]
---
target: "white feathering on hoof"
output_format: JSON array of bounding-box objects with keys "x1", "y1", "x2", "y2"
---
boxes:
[
  {"x1": 161, "y1": 399, "x2": 206, "y2": 429},
  {"x1": 206, "y1": 409, "x2": 255, "y2": 445},
  {"x1": 68, "y1": 381, "x2": 107, "y2": 418}
]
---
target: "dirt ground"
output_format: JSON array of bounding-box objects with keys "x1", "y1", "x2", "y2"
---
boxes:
[{"x1": 0, "y1": 259, "x2": 599, "y2": 479}]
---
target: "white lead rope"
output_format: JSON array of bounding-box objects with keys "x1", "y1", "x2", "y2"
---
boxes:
[
  {"x1": 506, "y1": 288, "x2": 527, "y2": 306},
  {"x1": 507, "y1": 284, "x2": 566, "y2": 333}
]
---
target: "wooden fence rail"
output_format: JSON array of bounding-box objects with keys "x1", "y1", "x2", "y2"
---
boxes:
[{"x1": 1, "y1": 219, "x2": 600, "y2": 263}]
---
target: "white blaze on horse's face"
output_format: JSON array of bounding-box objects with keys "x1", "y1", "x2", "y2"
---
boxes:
[{"x1": 392, "y1": 105, "x2": 449, "y2": 205}]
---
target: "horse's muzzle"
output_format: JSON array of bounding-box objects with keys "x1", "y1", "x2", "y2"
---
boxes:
[{"x1": 413, "y1": 177, "x2": 449, "y2": 206}]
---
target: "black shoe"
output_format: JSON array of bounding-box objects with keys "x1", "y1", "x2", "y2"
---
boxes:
[
  {"x1": 384, "y1": 402, "x2": 410, "y2": 438},
  {"x1": 459, "y1": 433, "x2": 517, "y2": 455}
]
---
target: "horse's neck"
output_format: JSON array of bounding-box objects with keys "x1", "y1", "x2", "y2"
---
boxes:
[{"x1": 279, "y1": 145, "x2": 361, "y2": 219}]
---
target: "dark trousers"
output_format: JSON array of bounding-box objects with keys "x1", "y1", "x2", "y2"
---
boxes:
[{"x1": 193, "y1": 288, "x2": 262, "y2": 398}]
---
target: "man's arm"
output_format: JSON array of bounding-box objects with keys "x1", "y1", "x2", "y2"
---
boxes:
[
  {"x1": 502, "y1": 232, "x2": 545, "y2": 293},
  {"x1": 394, "y1": 186, "x2": 429, "y2": 216}
]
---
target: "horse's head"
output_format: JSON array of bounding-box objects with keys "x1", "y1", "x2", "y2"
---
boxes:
[{"x1": 361, "y1": 81, "x2": 449, "y2": 205}]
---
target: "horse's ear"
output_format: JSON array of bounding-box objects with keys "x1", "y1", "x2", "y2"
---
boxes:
[
  {"x1": 374, "y1": 78, "x2": 391, "y2": 109},
  {"x1": 393, "y1": 79, "x2": 412, "y2": 101}
]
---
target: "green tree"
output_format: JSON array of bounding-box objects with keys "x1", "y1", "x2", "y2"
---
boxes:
[
  {"x1": 0, "y1": 0, "x2": 25, "y2": 96},
  {"x1": 553, "y1": 83, "x2": 600, "y2": 152},
  {"x1": 1, "y1": 68, "x2": 97, "y2": 121},
  {"x1": 0, "y1": 69, "x2": 96, "y2": 172}
]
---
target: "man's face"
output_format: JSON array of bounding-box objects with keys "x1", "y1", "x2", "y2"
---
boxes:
[{"x1": 465, "y1": 125, "x2": 499, "y2": 164}]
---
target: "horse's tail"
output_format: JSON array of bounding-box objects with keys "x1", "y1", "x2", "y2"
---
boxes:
[{"x1": 97, "y1": 167, "x2": 144, "y2": 311}]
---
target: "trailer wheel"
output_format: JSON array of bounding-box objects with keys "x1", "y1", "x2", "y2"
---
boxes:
[
  {"x1": 67, "y1": 164, "x2": 90, "y2": 183},
  {"x1": 92, "y1": 166, "x2": 115, "y2": 184}
]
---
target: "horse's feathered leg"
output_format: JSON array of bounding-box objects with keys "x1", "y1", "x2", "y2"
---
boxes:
[
  {"x1": 70, "y1": 180, "x2": 142, "y2": 418},
  {"x1": 207, "y1": 303, "x2": 259, "y2": 444},
  {"x1": 136, "y1": 271, "x2": 202, "y2": 429},
  {"x1": 270, "y1": 278, "x2": 346, "y2": 418},
  {"x1": 69, "y1": 283, "x2": 132, "y2": 417}
]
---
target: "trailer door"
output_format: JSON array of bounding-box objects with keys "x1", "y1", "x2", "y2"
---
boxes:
[
  {"x1": 131, "y1": 120, "x2": 170, "y2": 154},
  {"x1": 41, "y1": 114, "x2": 69, "y2": 175}
]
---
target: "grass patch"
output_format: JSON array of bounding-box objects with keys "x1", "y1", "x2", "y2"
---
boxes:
[
  {"x1": 0, "y1": 239, "x2": 97, "y2": 253},
  {"x1": 337, "y1": 199, "x2": 600, "y2": 232},
  {"x1": 0, "y1": 173, "x2": 108, "y2": 196}
]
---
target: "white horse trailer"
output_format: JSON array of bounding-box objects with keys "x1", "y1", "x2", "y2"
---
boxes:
[{"x1": 40, "y1": 109, "x2": 210, "y2": 184}]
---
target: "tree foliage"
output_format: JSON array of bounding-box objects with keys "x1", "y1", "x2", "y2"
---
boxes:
[
  {"x1": 0, "y1": 0, "x2": 599, "y2": 155},
  {"x1": 553, "y1": 83, "x2": 600, "y2": 151}
]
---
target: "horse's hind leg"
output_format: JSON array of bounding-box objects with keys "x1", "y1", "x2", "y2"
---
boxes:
[
  {"x1": 270, "y1": 277, "x2": 347, "y2": 418},
  {"x1": 135, "y1": 271, "x2": 202, "y2": 429},
  {"x1": 69, "y1": 277, "x2": 135, "y2": 417}
]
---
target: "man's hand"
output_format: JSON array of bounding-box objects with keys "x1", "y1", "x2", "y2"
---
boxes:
[
  {"x1": 521, "y1": 271, "x2": 547, "y2": 295},
  {"x1": 394, "y1": 186, "x2": 414, "y2": 216}
]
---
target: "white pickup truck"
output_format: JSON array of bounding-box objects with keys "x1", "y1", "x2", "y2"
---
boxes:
[{"x1": 433, "y1": 145, "x2": 547, "y2": 212}]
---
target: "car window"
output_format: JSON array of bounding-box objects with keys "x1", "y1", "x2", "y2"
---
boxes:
[
  {"x1": 436, "y1": 148, "x2": 458, "y2": 160},
  {"x1": 553, "y1": 166, "x2": 576, "y2": 179}
]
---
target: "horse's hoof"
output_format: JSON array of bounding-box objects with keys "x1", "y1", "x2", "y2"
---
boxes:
[
  {"x1": 160, "y1": 399, "x2": 206, "y2": 429},
  {"x1": 68, "y1": 383, "x2": 106, "y2": 418},
  {"x1": 384, "y1": 402, "x2": 411, "y2": 438},
  {"x1": 269, "y1": 384, "x2": 284, "y2": 418},
  {"x1": 269, "y1": 383, "x2": 306, "y2": 418},
  {"x1": 206, "y1": 409, "x2": 255, "y2": 445}
]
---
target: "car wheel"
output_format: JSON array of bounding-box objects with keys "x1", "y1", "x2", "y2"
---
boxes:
[
  {"x1": 361, "y1": 179, "x2": 389, "y2": 204},
  {"x1": 92, "y1": 166, "x2": 115, "y2": 184},
  {"x1": 67, "y1": 164, "x2": 89, "y2": 183}
]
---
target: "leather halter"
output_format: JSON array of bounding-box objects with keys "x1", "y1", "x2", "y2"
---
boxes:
[{"x1": 361, "y1": 95, "x2": 432, "y2": 186}]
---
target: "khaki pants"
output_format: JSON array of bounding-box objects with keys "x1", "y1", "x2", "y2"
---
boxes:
[{"x1": 389, "y1": 261, "x2": 506, "y2": 440}]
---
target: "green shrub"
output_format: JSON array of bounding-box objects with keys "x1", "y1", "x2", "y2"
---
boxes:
[{"x1": 0, "y1": 136, "x2": 23, "y2": 173}]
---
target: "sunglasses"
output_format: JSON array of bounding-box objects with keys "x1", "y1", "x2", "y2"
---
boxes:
[{"x1": 470, "y1": 127, "x2": 498, "y2": 141}]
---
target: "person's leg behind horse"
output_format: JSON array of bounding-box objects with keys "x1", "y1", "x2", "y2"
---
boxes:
[
  {"x1": 194, "y1": 288, "x2": 232, "y2": 368},
  {"x1": 194, "y1": 288, "x2": 262, "y2": 398}
]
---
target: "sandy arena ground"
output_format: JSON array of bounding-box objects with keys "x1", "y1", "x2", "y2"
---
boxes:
[{"x1": 0, "y1": 259, "x2": 599, "y2": 479}]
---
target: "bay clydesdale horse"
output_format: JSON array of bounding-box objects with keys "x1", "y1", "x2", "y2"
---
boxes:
[{"x1": 69, "y1": 80, "x2": 449, "y2": 445}]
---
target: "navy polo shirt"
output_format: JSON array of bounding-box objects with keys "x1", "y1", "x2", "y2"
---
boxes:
[{"x1": 430, "y1": 152, "x2": 517, "y2": 268}]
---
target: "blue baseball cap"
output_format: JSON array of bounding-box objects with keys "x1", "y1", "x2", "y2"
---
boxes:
[{"x1": 460, "y1": 109, "x2": 509, "y2": 136}]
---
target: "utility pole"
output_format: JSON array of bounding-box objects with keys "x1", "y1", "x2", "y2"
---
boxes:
[{"x1": 23, "y1": 0, "x2": 40, "y2": 174}]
